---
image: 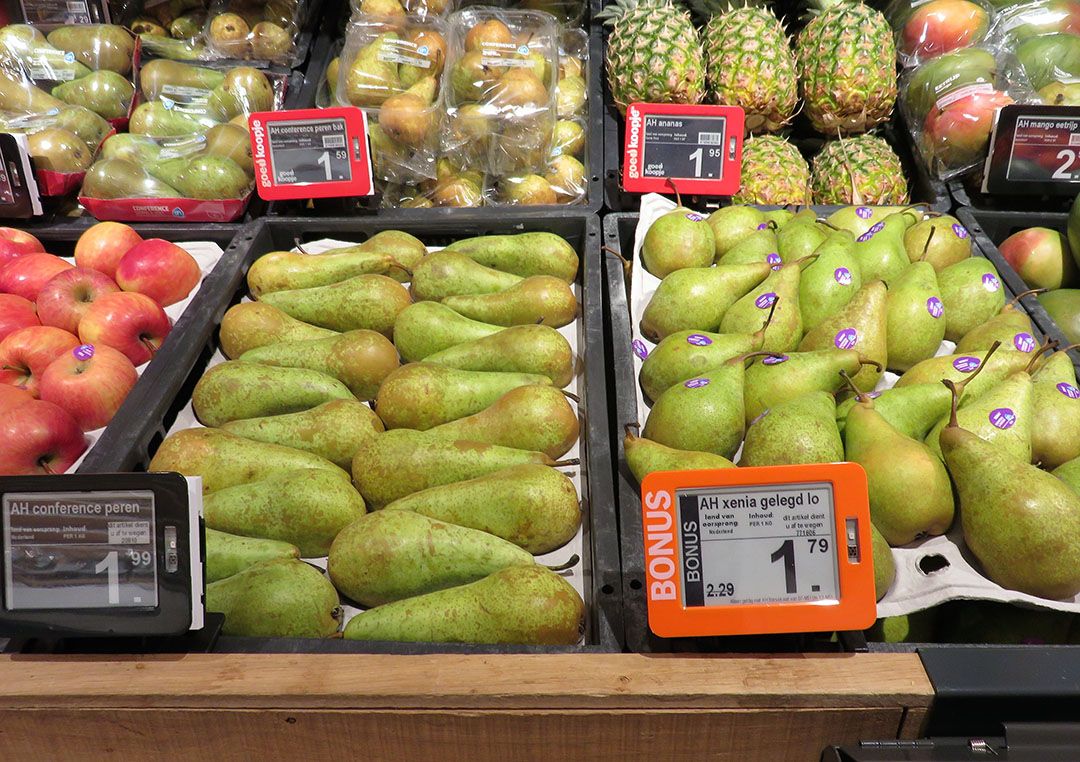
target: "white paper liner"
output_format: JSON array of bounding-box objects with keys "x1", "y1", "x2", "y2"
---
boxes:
[{"x1": 626, "y1": 193, "x2": 1080, "y2": 617}]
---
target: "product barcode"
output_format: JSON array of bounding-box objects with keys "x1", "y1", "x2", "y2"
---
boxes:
[
  {"x1": 322, "y1": 135, "x2": 346, "y2": 149},
  {"x1": 698, "y1": 132, "x2": 723, "y2": 145},
  {"x1": 67, "y1": 2, "x2": 87, "y2": 11}
]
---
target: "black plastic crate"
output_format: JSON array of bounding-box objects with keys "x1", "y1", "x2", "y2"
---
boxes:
[
  {"x1": 79, "y1": 213, "x2": 623, "y2": 653},
  {"x1": 956, "y1": 208, "x2": 1080, "y2": 372},
  {"x1": 949, "y1": 178, "x2": 1077, "y2": 216}
]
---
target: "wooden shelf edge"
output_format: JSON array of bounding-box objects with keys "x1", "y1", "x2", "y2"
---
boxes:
[{"x1": 0, "y1": 652, "x2": 933, "y2": 711}]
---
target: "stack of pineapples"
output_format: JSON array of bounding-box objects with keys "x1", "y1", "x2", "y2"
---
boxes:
[{"x1": 599, "y1": 0, "x2": 908, "y2": 206}]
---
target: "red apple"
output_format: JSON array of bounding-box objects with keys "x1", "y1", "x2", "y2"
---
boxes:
[
  {"x1": 0, "y1": 399, "x2": 87, "y2": 475},
  {"x1": 924, "y1": 90, "x2": 1014, "y2": 168},
  {"x1": 78, "y1": 291, "x2": 172, "y2": 366},
  {"x1": 0, "y1": 325, "x2": 80, "y2": 396},
  {"x1": 0, "y1": 383, "x2": 32, "y2": 414},
  {"x1": 1000, "y1": 227, "x2": 1080, "y2": 290},
  {"x1": 74, "y1": 221, "x2": 143, "y2": 279},
  {"x1": 39, "y1": 343, "x2": 138, "y2": 431},
  {"x1": 902, "y1": 0, "x2": 988, "y2": 60},
  {"x1": 0, "y1": 227, "x2": 44, "y2": 269},
  {"x1": 116, "y1": 239, "x2": 201, "y2": 307},
  {"x1": 36, "y1": 267, "x2": 121, "y2": 334},
  {"x1": 0, "y1": 293, "x2": 39, "y2": 342},
  {"x1": 0, "y1": 252, "x2": 74, "y2": 301}
]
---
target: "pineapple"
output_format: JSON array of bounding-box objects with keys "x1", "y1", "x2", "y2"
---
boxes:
[
  {"x1": 797, "y1": 0, "x2": 897, "y2": 135},
  {"x1": 598, "y1": 0, "x2": 706, "y2": 114},
  {"x1": 697, "y1": 4, "x2": 799, "y2": 133},
  {"x1": 810, "y1": 134, "x2": 908, "y2": 205},
  {"x1": 734, "y1": 135, "x2": 811, "y2": 205}
]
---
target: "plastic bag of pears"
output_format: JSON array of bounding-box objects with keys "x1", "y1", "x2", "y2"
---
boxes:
[
  {"x1": 336, "y1": 16, "x2": 448, "y2": 183},
  {"x1": 0, "y1": 106, "x2": 112, "y2": 194},
  {"x1": 202, "y1": 0, "x2": 306, "y2": 64},
  {"x1": 0, "y1": 23, "x2": 135, "y2": 123},
  {"x1": 351, "y1": 0, "x2": 456, "y2": 22},
  {"x1": 131, "y1": 60, "x2": 284, "y2": 136}
]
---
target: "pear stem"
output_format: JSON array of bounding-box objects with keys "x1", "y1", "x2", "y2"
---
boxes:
[
  {"x1": 388, "y1": 258, "x2": 412, "y2": 276},
  {"x1": 859, "y1": 358, "x2": 884, "y2": 372},
  {"x1": 1009, "y1": 287, "x2": 1048, "y2": 306},
  {"x1": 759, "y1": 295, "x2": 780, "y2": 334},
  {"x1": 293, "y1": 237, "x2": 310, "y2": 255},
  {"x1": 838, "y1": 369, "x2": 867, "y2": 401},
  {"x1": 545, "y1": 554, "x2": 580, "y2": 572},
  {"x1": 817, "y1": 220, "x2": 841, "y2": 231},
  {"x1": 902, "y1": 202, "x2": 930, "y2": 217},
  {"x1": 601, "y1": 245, "x2": 633, "y2": 278},
  {"x1": 738, "y1": 350, "x2": 785, "y2": 367},
  {"x1": 561, "y1": 389, "x2": 580, "y2": 403},
  {"x1": 624, "y1": 422, "x2": 641, "y2": 438},
  {"x1": 667, "y1": 179, "x2": 682, "y2": 208},
  {"x1": 953, "y1": 339, "x2": 999, "y2": 395},
  {"x1": 943, "y1": 379, "x2": 960, "y2": 428},
  {"x1": 919, "y1": 226, "x2": 936, "y2": 262},
  {"x1": 793, "y1": 253, "x2": 820, "y2": 267},
  {"x1": 552, "y1": 458, "x2": 580, "y2": 468},
  {"x1": 1024, "y1": 338, "x2": 1058, "y2": 374},
  {"x1": 1057, "y1": 343, "x2": 1080, "y2": 353}
]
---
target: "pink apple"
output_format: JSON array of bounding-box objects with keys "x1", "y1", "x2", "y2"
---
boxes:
[
  {"x1": 902, "y1": 0, "x2": 988, "y2": 60},
  {"x1": 0, "y1": 399, "x2": 87, "y2": 475},
  {"x1": 39, "y1": 343, "x2": 138, "y2": 431},
  {"x1": 116, "y1": 239, "x2": 201, "y2": 307},
  {"x1": 78, "y1": 291, "x2": 172, "y2": 366},
  {"x1": 0, "y1": 252, "x2": 74, "y2": 301},
  {"x1": 0, "y1": 293, "x2": 39, "y2": 342},
  {"x1": 0, "y1": 227, "x2": 44, "y2": 269},
  {"x1": 0, "y1": 325, "x2": 80, "y2": 396},
  {"x1": 925, "y1": 90, "x2": 1014, "y2": 168},
  {"x1": 0, "y1": 383, "x2": 32, "y2": 414},
  {"x1": 999, "y1": 227, "x2": 1079, "y2": 290},
  {"x1": 74, "y1": 221, "x2": 143, "y2": 279},
  {"x1": 36, "y1": 267, "x2": 121, "y2": 334}
]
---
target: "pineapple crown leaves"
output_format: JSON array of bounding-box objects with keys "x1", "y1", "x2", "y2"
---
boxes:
[
  {"x1": 687, "y1": 0, "x2": 770, "y2": 21},
  {"x1": 596, "y1": 0, "x2": 683, "y2": 25}
]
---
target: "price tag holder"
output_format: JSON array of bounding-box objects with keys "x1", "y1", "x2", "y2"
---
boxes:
[
  {"x1": 982, "y1": 104, "x2": 1080, "y2": 196},
  {"x1": 249, "y1": 107, "x2": 373, "y2": 201},
  {"x1": 641, "y1": 463, "x2": 875, "y2": 638},
  {"x1": 622, "y1": 102, "x2": 743, "y2": 196},
  {"x1": 0, "y1": 472, "x2": 203, "y2": 638}
]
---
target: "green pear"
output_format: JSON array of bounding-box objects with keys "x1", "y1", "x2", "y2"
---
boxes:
[
  {"x1": 342, "y1": 565, "x2": 584, "y2": 645},
  {"x1": 205, "y1": 528, "x2": 298, "y2": 583},
  {"x1": 329, "y1": 510, "x2": 544, "y2": 606},
  {"x1": 955, "y1": 299, "x2": 1037, "y2": 354},
  {"x1": 798, "y1": 281, "x2": 887, "y2": 390},
  {"x1": 98, "y1": 133, "x2": 166, "y2": 164},
  {"x1": 145, "y1": 155, "x2": 189, "y2": 190},
  {"x1": 384, "y1": 465, "x2": 579, "y2": 554},
  {"x1": 411, "y1": 250, "x2": 522, "y2": 301},
  {"x1": 207, "y1": 66, "x2": 273, "y2": 120},
  {"x1": 1054, "y1": 457, "x2": 1080, "y2": 494},
  {"x1": 129, "y1": 101, "x2": 210, "y2": 136},
  {"x1": 207, "y1": 559, "x2": 342, "y2": 638},
  {"x1": 445, "y1": 232, "x2": 579, "y2": 282},
  {"x1": 642, "y1": 208, "x2": 715, "y2": 276},
  {"x1": 719, "y1": 259, "x2": 804, "y2": 351},
  {"x1": 903, "y1": 215, "x2": 973, "y2": 270},
  {"x1": 53, "y1": 105, "x2": 111, "y2": 150},
  {"x1": 743, "y1": 349, "x2": 879, "y2": 424},
  {"x1": 344, "y1": 33, "x2": 401, "y2": 108},
  {"x1": 174, "y1": 156, "x2": 251, "y2": 199},
  {"x1": 867, "y1": 609, "x2": 940, "y2": 643},
  {"x1": 442, "y1": 276, "x2": 577, "y2": 328},
  {"x1": 938, "y1": 258, "x2": 1007, "y2": 341},
  {"x1": 845, "y1": 392, "x2": 955, "y2": 546},
  {"x1": 825, "y1": 205, "x2": 910, "y2": 238},
  {"x1": 351, "y1": 429, "x2": 563, "y2": 506},
  {"x1": 0, "y1": 24, "x2": 91, "y2": 79},
  {"x1": 706, "y1": 206, "x2": 767, "y2": 259},
  {"x1": 777, "y1": 217, "x2": 828, "y2": 263},
  {"x1": 940, "y1": 386, "x2": 1080, "y2": 598},
  {"x1": 220, "y1": 399, "x2": 384, "y2": 468},
  {"x1": 425, "y1": 385, "x2": 578, "y2": 459},
  {"x1": 375, "y1": 363, "x2": 551, "y2": 430},
  {"x1": 640, "y1": 324, "x2": 766, "y2": 402},
  {"x1": 204, "y1": 469, "x2": 366, "y2": 557},
  {"x1": 392, "y1": 302, "x2": 502, "y2": 361},
  {"x1": 885, "y1": 262, "x2": 946, "y2": 372},
  {"x1": 247, "y1": 248, "x2": 402, "y2": 296},
  {"x1": 741, "y1": 391, "x2": 843, "y2": 467},
  {"x1": 871, "y1": 523, "x2": 894, "y2": 601},
  {"x1": 623, "y1": 427, "x2": 734, "y2": 482},
  {"x1": 764, "y1": 209, "x2": 800, "y2": 227},
  {"x1": 897, "y1": 346, "x2": 1032, "y2": 400},
  {"x1": 149, "y1": 429, "x2": 348, "y2": 493},
  {"x1": 81, "y1": 158, "x2": 181, "y2": 199},
  {"x1": 640, "y1": 261, "x2": 772, "y2": 341},
  {"x1": 837, "y1": 382, "x2": 953, "y2": 440},
  {"x1": 798, "y1": 230, "x2": 862, "y2": 331},
  {"x1": 851, "y1": 211, "x2": 915, "y2": 284},
  {"x1": 0, "y1": 71, "x2": 65, "y2": 112},
  {"x1": 1031, "y1": 349, "x2": 1080, "y2": 469},
  {"x1": 219, "y1": 302, "x2": 337, "y2": 359},
  {"x1": 356, "y1": 230, "x2": 426, "y2": 281},
  {"x1": 258, "y1": 274, "x2": 411, "y2": 336},
  {"x1": 192, "y1": 362, "x2": 355, "y2": 427},
  {"x1": 47, "y1": 24, "x2": 134, "y2": 75},
  {"x1": 239, "y1": 330, "x2": 399, "y2": 401},
  {"x1": 139, "y1": 58, "x2": 224, "y2": 101},
  {"x1": 1038, "y1": 289, "x2": 1080, "y2": 343},
  {"x1": 424, "y1": 325, "x2": 574, "y2": 387},
  {"x1": 52, "y1": 70, "x2": 133, "y2": 119},
  {"x1": 716, "y1": 224, "x2": 779, "y2": 266}
]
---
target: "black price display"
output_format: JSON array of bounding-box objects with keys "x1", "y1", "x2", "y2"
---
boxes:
[
  {"x1": 983, "y1": 106, "x2": 1080, "y2": 196},
  {"x1": 3, "y1": 491, "x2": 157, "y2": 610},
  {"x1": 676, "y1": 483, "x2": 839, "y2": 607},
  {"x1": 267, "y1": 118, "x2": 352, "y2": 186},
  {"x1": 641, "y1": 115, "x2": 728, "y2": 180},
  {"x1": 19, "y1": 0, "x2": 100, "y2": 25}
]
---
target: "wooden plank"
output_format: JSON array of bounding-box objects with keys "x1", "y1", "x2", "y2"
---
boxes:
[
  {"x1": 899, "y1": 706, "x2": 930, "y2": 739},
  {"x1": 0, "y1": 653, "x2": 933, "y2": 710},
  {"x1": 0, "y1": 707, "x2": 907, "y2": 762}
]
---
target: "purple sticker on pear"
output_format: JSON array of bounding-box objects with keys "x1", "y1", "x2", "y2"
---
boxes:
[
  {"x1": 834, "y1": 267, "x2": 853, "y2": 285},
  {"x1": 766, "y1": 252, "x2": 782, "y2": 269},
  {"x1": 757, "y1": 222, "x2": 769, "y2": 230},
  {"x1": 953, "y1": 356, "x2": 981, "y2": 373},
  {"x1": 762, "y1": 354, "x2": 788, "y2": 365},
  {"x1": 866, "y1": 390, "x2": 883, "y2": 399},
  {"x1": 926, "y1": 296, "x2": 944, "y2": 319},
  {"x1": 749, "y1": 409, "x2": 770, "y2": 426},
  {"x1": 1013, "y1": 332, "x2": 1036, "y2": 353},
  {"x1": 686, "y1": 333, "x2": 712, "y2": 346},
  {"x1": 684, "y1": 377, "x2": 710, "y2": 389},
  {"x1": 952, "y1": 223, "x2": 969, "y2": 239},
  {"x1": 632, "y1": 339, "x2": 648, "y2": 359},
  {"x1": 982, "y1": 273, "x2": 1000, "y2": 292},
  {"x1": 685, "y1": 213, "x2": 705, "y2": 222},
  {"x1": 1058, "y1": 382, "x2": 1080, "y2": 399},
  {"x1": 754, "y1": 292, "x2": 778, "y2": 309},
  {"x1": 989, "y1": 407, "x2": 1016, "y2": 429},
  {"x1": 856, "y1": 206, "x2": 872, "y2": 219},
  {"x1": 834, "y1": 328, "x2": 858, "y2": 350},
  {"x1": 73, "y1": 344, "x2": 94, "y2": 361}
]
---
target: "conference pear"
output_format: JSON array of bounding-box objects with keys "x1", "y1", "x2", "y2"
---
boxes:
[
  {"x1": 139, "y1": 59, "x2": 224, "y2": 101},
  {"x1": 903, "y1": 215, "x2": 972, "y2": 271},
  {"x1": 0, "y1": 71, "x2": 64, "y2": 112},
  {"x1": 1031, "y1": 347, "x2": 1080, "y2": 469},
  {"x1": 343, "y1": 33, "x2": 401, "y2": 108},
  {"x1": 129, "y1": 101, "x2": 210, "y2": 136},
  {"x1": 719, "y1": 259, "x2": 805, "y2": 351},
  {"x1": 938, "y1": 257, "x2": 1007, "y2": 341},
  {"x1": 777, "y1": 217, "x2": 827, "y2": 263},
  {"x1": 623, "y1": 426, "x2": 734, "y2": 482},
  {"x1": 1038, "y1": 289, "x2": 1080, "y2": 342},
  {"x1": 642, "y1": 208, "x2": 715, "y2": 277},
  {"x1": 896, "y1": 346, "x2": 1031, "y2": 400},
  {"x1": 411, "y1": 250, "x2": 522, "y2": 301},
  {"x1": 258, "y1": 274, "x2": 411, "y2": 336},
  {"x1": 442, "y1": 276, "x2": 577, "y2": 327},
  {"x1": 393, "y1": 302, "x2": 501, "y2": 361},
  {"x1": 205, "y1": 528, "x2": 298, "y2": 583},
  {"x1": 207, "y1": 559, "x2": 342, "y2": 638},
  {"x1": 872, "y1": 523, "x2": 894, "y2": 601},
  {"x1": 705, "y1": 205, "x2": 766, "y2": 259},
  {"x1": 741, "y1": 391, "x2": 844, "y2": 466},
  {"x1": 47, "y1": 24, "x2": 134, "y2": 75},
  {"x1": 219, "y1": 302, "x2": 336, "y2": 358},
  {"x1": 743, "y1": 349, "x2": 880, "y2": 425},
  {"x1": 798, "y1": 230, "x2": 862, "y2": 331},
  {"x1": 52, "y1": 70, "x2": 134, "y2": 119},
  {"x1": 955, "y1": 293, "x2": 1039, "y2": 354},
  {"x1": 826, "y1": 205, "x2": 910, "y2": 238},
  {"x1": 640, "y1": 261, "x2": 771, "y2": 340},
  {"x1": 885, "y1": 261, "x2": 946, "y2": 372},
  {"x1": 424, "y1": 324, "x2": 574, "y2": 387},
  {"x1": 640, "y1": 321, "x2": 767, "y2": 402},
  {"x1": 192, "y1": 362, "x2": 355, "y2": 427},
  {"x1": 81, "y1": 158, "x2": 181, "y2": 199},
  {"x1": 715, "y1": 223, "x2": 778, "y2": 266},
  {"x1": 798, "y1": 281, "x2": 887, "y2": 390},
  {"x1": 247, "y1": 249, "x2": 400, "y2": 296},
  {"x1": 1055, "y1": 457, "x2": 1080, "y2": 494},
  {"x1": 445, "y1": 232, "x2": 579, "y2": 282},
  {"x1": 851, "y1": 211, "x2": 915, "y2": 284}
]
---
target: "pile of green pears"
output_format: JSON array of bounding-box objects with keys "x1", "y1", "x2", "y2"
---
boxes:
[
  {"x1": 626, "y1": 202, "x2": 1080, "y2": 605},
  {"x1": 149, "y1": 230, "x2": 588, "y2": 644}
]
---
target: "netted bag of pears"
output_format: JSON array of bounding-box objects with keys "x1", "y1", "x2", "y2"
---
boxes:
[
  {"x1": 202, "y1": 0, "x2": 305, "y2": 63},
  {"x1": 442, "y1": 8, "x2": 560, "y2": 180},
  {"x1": 132, "y1": 60, "x2": 282, "y2": 136},
  {"x1": 337, "y1": 16, "x2": 449, "y2": 183},
  {"x1": 0, "y1": 23, "x2": 135, "y2": 122}
]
